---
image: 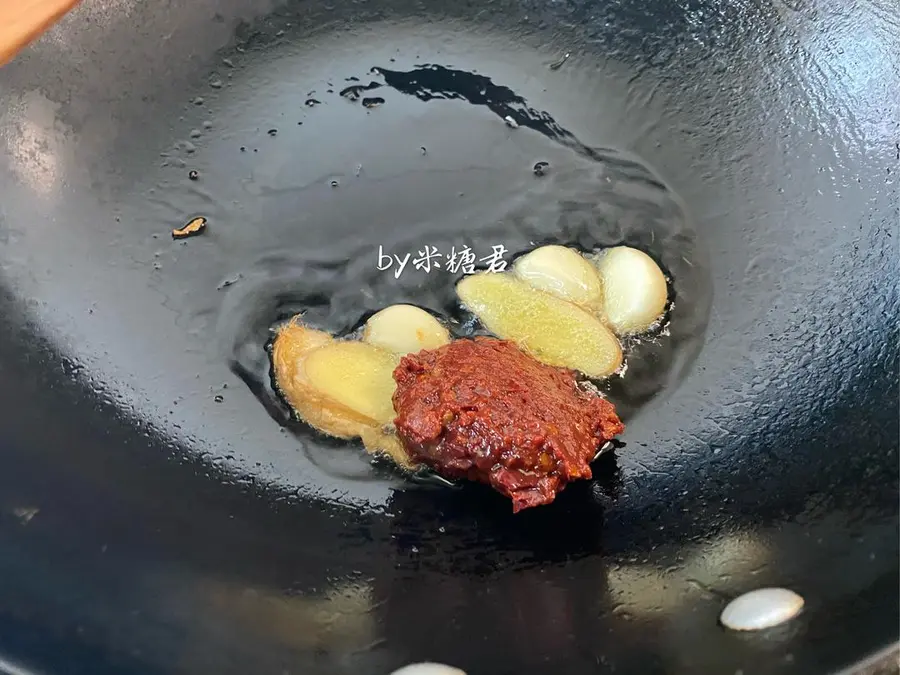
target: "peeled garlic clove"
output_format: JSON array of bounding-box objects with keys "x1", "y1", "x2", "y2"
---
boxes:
[
  {"x1": 593, "y1": 246, "x2": 668, "y2": 335},
  {"x1": 457, "y1": 273, "x2": 622, "y2": 378},
  {"x1": 390, "y1": 664, "x2": 467, "y2": 675},
  {"x1": 363, "y1": 304, "x2": 450, "y2": 355},
  {"x1": 513, "y1": 244, "x2": 604, "y2": 309},
  {"x1": 720, "y1": 588, "x2": 805, "y2": 631},
  {"x1": 302, "y1": 341, "x2": 399, "y2": 425}
]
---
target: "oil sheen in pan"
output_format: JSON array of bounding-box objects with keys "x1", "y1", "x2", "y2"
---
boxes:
[{"x1": 219, "y1": 63, "x2": 712, "y2": 483}]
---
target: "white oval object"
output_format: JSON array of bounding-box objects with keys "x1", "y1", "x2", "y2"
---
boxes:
[
  {"x1": 593, "y1": 246, "x2": 668, "y2": 335},
  {"x1": 363, "y1": 304, "x2": 450, "y2": 356},
  {"x1": 513, "y1": 245, "x2": 604, "y2": 309},
  {"x1": 719, "y1": 587, "x2": 805, "y2": 631},
  {"x1": 389, "y1": 663, "x2": 467, "y2": 675}
]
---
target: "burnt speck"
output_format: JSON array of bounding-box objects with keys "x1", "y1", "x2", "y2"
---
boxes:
[
  {"x1": 420, "y1": 146, "x2": 427, "y2": 155},
  {"x1": 330, "y1": 179, "x2": 340, "y2": 188},
  {"x1": 345, "y1": 76, "x2": 360, "y2": 82},
  {"x1": 214, "y1": 394, "x2": 224, "y2": 403},
  {"x1": 172, "y1": 216, "x2": 207, "y2": 239},
  {"x1": 188, "y1": 170, "x2": 199, "y2": 180},
  {"x1": 268, "y1": 128, "x2": 278, "y2": 136},
  {"x1": 218, "y1": 273, "x2": 243, "y2": 290},
  {"x1": 193, "y1": 97, "x2": 205, "y2": 105},
  {"x1": 240, "y1": 146, "x2": 246, "y2": 152},
  {"x1": 533, "y1": 161, "x2": 550, "y2": 176},
  {"x1": 362, "y1": 96, "x2": 385, "y2": 109},
  {"x1": 305, "y1": 98, "x2": 321, "y2": 107},
  {"x1": 340, "y1": 81, "x2": 382, "y2": 101},
  {"x1": 548, "y1": 53, "x2": 571, "y2": 70}
]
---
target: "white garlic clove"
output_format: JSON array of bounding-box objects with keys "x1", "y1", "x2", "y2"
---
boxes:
[
  {"x1": 389, "y1": 663, "x2": 467, "y2": 675},
  {"x1": 719, "y1": 587, "x2": 805, "y2": 631},
  {"x1": 592, "y1": 246, "x2": 668, "y2": 335},
  {"x1": 363, "y1": 304, "x2": 450, "y2": 356},
  {"x1": 512, "y1": 245, "x2": 604, "y2": 310}
]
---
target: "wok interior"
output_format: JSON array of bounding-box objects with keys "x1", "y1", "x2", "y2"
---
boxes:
[{"x1": 0, "y1": 0, "x2": 896, "y2": 673}]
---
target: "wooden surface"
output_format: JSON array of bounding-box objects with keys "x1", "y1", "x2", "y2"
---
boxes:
[{"x1": 0, "y1": 0, "x2": 81, "y2": 66}]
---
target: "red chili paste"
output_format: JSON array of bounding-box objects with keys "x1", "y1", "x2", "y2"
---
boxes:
[{"x1": 392, "y1": 337, "x2": 624, "y2": 512}]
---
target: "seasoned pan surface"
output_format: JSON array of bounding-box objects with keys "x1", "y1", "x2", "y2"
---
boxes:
[{"x1": 0, "y1": 0, "x2": 897, "y2": 673}]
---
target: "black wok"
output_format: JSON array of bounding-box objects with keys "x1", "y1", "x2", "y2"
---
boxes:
[{"x1": 0, "y1": 0, "x2": 897, "y2": 673}]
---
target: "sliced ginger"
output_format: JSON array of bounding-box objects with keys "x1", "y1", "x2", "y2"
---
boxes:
[
  {"x1": 271, "y1": 319, "x2": 417, "y2": 469},
  {"x1": 303, "y1": 341, "x2": 398, "y2": 425},
  {"x1": 456, "y1": 273, "x2": 623, "y2": 378}
]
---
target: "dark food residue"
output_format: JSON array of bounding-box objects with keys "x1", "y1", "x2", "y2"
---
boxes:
[
  {"x1": 172, "y1": 216, "x2": 208, "y2": 239},
  {"x1": 339, "y1": 81, "x2": 382, "y2": 101}
]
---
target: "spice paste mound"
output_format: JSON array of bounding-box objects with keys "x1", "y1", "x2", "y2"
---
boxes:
[{"x1": 392, "y1": 337, "x2": 624, "y2": 512}]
